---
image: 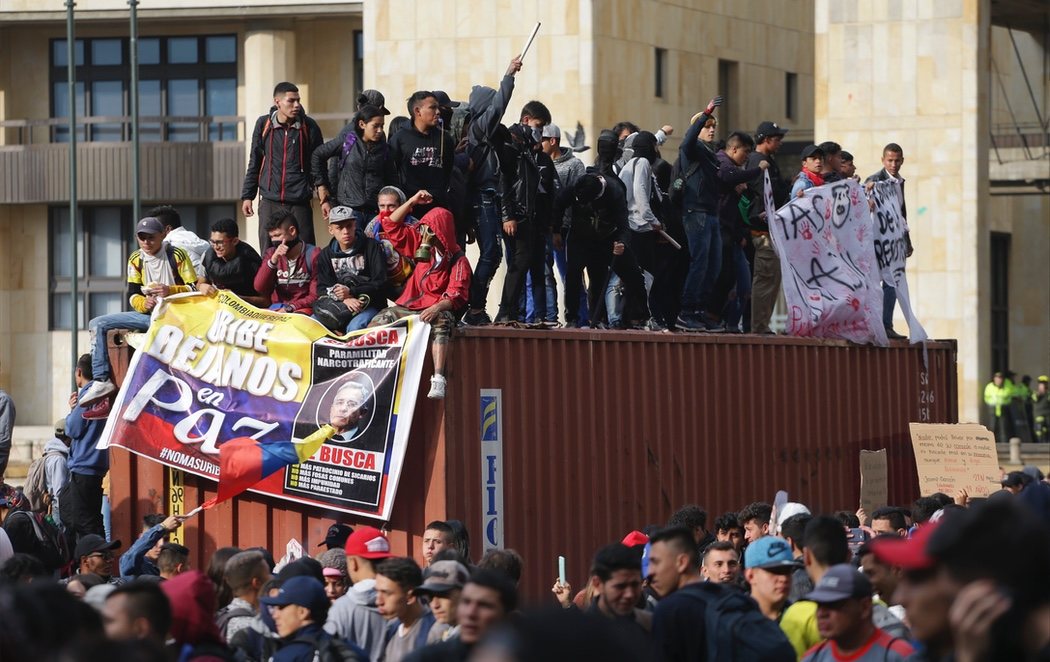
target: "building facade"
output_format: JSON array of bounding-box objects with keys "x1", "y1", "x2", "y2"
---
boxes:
[{"x1": 0, "y1": 0, "x2": 1044, "y2": 442}]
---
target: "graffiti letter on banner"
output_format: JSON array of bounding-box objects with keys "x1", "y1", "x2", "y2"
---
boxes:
[
  {"x1": 769, "y1": 180, "x2": 887, "y2": 345},
  {"x1": 869, "y1": 181, "x2": 928, "y2": 343}
]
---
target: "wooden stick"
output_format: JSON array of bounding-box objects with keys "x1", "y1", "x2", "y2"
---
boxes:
[
  {"x1": 520, "y1": 22, "x2": 541, "y2": 61},
  {"x1": 657, "y1": 229, "x2": 682, "y2": 250}
]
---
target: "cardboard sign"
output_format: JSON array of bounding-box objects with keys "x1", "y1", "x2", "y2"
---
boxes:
[
  {"x1": 908, "y1": 423, "x2": 1001, "y2": 497},
  {"x1": 859, "y1": 449, "x2": 888, "y2": 514}
]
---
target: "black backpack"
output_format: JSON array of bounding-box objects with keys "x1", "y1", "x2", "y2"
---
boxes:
[
  {"x1": 215, "y1": 604, "x2": 256, "y2": 640},
  {"x1": 2, "y1": 509, "x2": 71, "y2": 572},
  {"x1": 679, "y1": 582, "x2": 796, "y2": 662},
  {"x1": 289, "y1": 633, "x2": 368, "y2": 662}
]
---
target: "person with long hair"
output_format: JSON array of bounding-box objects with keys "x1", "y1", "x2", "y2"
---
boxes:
[{"x1": 311, "y1": 104, "x2": 397, "y2": 220}]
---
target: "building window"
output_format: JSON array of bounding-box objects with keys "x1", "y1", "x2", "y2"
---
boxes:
[
  {"x1": 654, "y1": 48, "x2": 666, "y2": 98},
  {"x1": 990, "y1": 232, "x2": 1010, "y2": 372},
  {"x1": 49, "y1": 35, "x2": 238, "y2": 144},
  {"x1": 785, "y1": 72, "x2": 798, "y2": 121},
  {"x1": 49, "y1": 203, "x2": 234, "y2": 330},
  {"x1": 353, "y1": 30, "x2": 364, "y2": 98},
  {"x1": 717, "y1": 59, "x2": 738, "y2": 137}
]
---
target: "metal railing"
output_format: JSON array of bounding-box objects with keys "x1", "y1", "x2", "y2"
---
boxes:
[{"x1": 0, "y1": 113, "x2": 360, "y2": 146}]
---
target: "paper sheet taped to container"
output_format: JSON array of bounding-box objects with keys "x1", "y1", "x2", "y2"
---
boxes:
[
  {"x1": 908, "y1": 423, "x2": 1001, "y2": 497},
  {"x1": 859, "y1": 449, "x2": 888, "y2": 514}
]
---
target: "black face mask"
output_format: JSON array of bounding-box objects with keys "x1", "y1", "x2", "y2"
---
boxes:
[{"x1": 596, "y1": 130, "x2": 621, "y2": 169}]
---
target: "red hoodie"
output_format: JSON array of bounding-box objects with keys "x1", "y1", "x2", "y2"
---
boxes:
[
  {"x1": 382, "y1": 207, "x2": 471, "y2": 311},
  {"x1": 161, "y1": 570, "x2": 228, "y2": 659}
]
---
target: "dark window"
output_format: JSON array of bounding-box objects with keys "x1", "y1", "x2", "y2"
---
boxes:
[
  {"x1": 990, "y1": 232, "x2": 1010, "y2": 372},
  {"x1": 717, "y1": 59, "x2": 738, "y2": 138},
  {"x1": 786, "y1": 72, "x2": 798, "y2": 121},
  {"x1": 353, "y1": 30, "x2": 364, "y2": 99},
  {"x1": 49, "y1": 35, "x2": 237, "y2": 143},
  {"x1": 654, "y1": 48, "x2": 666, "y2": 98},
  {"x1": 49, "y1": 203, "x2": 233, "y2": 330}
]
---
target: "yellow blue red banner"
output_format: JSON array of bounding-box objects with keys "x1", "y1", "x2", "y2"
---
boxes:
[{"x1": 97, "y1": 291, "x2": 431, "y2": 520}]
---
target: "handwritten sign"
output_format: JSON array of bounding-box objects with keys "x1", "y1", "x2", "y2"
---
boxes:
[
  {"x1": 908, "y1": 423, "x2": 1001, "y2": 497},
  {"x1": 869, "y1": 181, "x2": 927, "y2": 342},
  {"x1": 859, "y1": 449, "x2": 888, "y2": 515},
  {"x1": 768, "y1": 179, "x2": 886, "y2": 344}
]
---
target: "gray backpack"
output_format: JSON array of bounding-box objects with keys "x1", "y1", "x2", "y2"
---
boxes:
[{"x1": 22, "y1": 450, "x2": 64, "y2": 513}]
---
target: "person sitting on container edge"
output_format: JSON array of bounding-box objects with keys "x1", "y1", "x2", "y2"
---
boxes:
[
  {"x1": 79, "y1": 217, "x2": 198, "y2": 409},
  {"x1": 149, "y1": 205, "x2": 210, "y2": 275},
  {"x1": 198, "y1": 218, "x2": 268, "y2": 308},
  {"x1": 314, "y1": 206, "x2": 388, "y2": 332},
  {"x1": 254, "y1": 209, "x2": 321, "y2": 315},
  {"x1": 368, "y1": 190, "x2": 471, "y2": 400}
]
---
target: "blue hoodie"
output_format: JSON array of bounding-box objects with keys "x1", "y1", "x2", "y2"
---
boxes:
[{"x1": 66, "y1": 383, "x2": 108, "y2": 476}]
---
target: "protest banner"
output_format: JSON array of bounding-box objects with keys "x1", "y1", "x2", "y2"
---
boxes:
[
  {"x1": 767, "y1": 179, "x2": 887, "y2": 345},
  {"x1": 98, "y1": 291, "x2": 431, "y2": 520},
  {"x1": 908, "y1": 423, "x2": 1001, "y2": 497},
  {"x1": 859, "y1": 449, "x2": 888, "y2": 514},
  {"x1": 869, "y1": 181, "x2": 928, "y2": 342}
]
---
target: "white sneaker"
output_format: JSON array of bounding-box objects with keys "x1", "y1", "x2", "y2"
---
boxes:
[
  {"x1": 427, "y1": 375, "x2": 447, "y2": 400},
  {"x1": 79, "y1": 379, "x2": 117, "y2": 407}
]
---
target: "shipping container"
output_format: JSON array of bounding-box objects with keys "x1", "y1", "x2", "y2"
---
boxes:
[{"x1": 107, "y1": 328, "x2": 957, "y2": 602}]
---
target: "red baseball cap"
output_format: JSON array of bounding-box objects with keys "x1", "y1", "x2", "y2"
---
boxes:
[
  {"x1": 344, "y1": 526, "x2": 394, "y2": 560},
  {"x1": 621, "y1": 530, "x2": 650, "y2": 547},
  {"x1": 868, "y1": 522, "x2": 940, "y2": 570}
]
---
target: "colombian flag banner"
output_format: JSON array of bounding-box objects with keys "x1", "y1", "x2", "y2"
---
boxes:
[{"x1": 97, "y1": 291, "x2": 431, "y2": 521}]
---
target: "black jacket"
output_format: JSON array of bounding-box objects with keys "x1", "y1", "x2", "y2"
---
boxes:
[
  {"x1": 316, "y1": 235, "x2": 388, "y2": 302},
  {"x1": 498, "y1": 130, "x2": 556, "y2": 229},
  {"x1": 716, "y1": 150, "x2": 765, "y2": 241},
  {"x1": 745, "y1": 151, "x2": 788, "y2": 233},
  {"x1": 389, "y1": 124, "x2": 456, "y2": 208},
  {"x1": 202, "y1": 242, "x2": 263, "y2": 297},
  {"x1": 241, "y1": 108, "x2": 324, "y2": 204},
  {"x1": 310, "y1": 126, "x2": 397, "y2": 213},
  {"x1": 678, "y1": 111, "x2": 721, "y2": 213}
]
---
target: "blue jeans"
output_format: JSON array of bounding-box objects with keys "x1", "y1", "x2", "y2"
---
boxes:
[
  {"x1": 524, "y1": 236, "x2": 559, "y2": 323},
  {"x1": 89, "y1": 311, "x2": 151, "y2": 382},
  {"x1": 468, "y1": 188, "x2": 503, "y2": 310},
  {"x1": 605, "y1": 274, "x2": 624, "y2": 326},
  {"x1": 680, "y1": 210, "x2": 721, "y2": 313},
  {"x1": 883, "y1": 283, "x2": 897, "y2": 328},
  {"x1": 347, "y1": 305, "x2": 382, "y2": 331}
]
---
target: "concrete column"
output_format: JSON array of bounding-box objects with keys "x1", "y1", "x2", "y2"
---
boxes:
[
  {"x1": 241, "y1": 28, "x2": 297, "y2": 251},
  {"x1": 813, "y1": 0, "x2": 991, "y2": 423}
]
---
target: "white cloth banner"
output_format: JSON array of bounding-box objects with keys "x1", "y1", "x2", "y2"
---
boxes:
[
  {"x1": 768, "y1": 179, "x2": 888, "y2": 345},
  {"x1": 870, "y1": 180, "x2": 928, "y2": 342}
]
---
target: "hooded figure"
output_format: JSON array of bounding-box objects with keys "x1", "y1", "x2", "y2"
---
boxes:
[
  {"x1": 162, "y1": 570, "x2": 230, "y2": 661},
  {"x1": 382, "y1": 207, "x2": 471, "y2": 311}
]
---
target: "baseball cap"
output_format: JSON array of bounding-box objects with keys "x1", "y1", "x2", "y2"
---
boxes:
[
  {"x1": 136, "y1": 217, "x2": 165, "y2": 235},
  {"x1": 74, "y1": 534, "x2": 121, "y2": 560},
  {"x1": 357, "y1": 89, "x2": 390, "y2": 115},
  {"x1": 756, "y1": 121, "x2": 788, "y2": 138},
  {"x1": 1001, "y1": 471, "x2": 1029, "y2": 488},
  {"x1": 621, "y1": 530, "x2": 649, "y2": 547},
  {"x1": 542, "y1": 124, "x2": 561, "y2": 140},
  {"x1": 868, "y1": 521, "x2": 939, "y2": 570},
  {"x1": 54, "y1": 419, "x2": 67, "y2": 437},
  {"x1": 432, "y1": 90, "x2": 460, "y2": 108},
  {"x1": 328, "y1": 206, "x2": 356, "y2": 224},
  {"x1": 744, "y1": 536, "x2": 799, "y2": 570},
  {"x1": 1038, "y1": 375, "x2": 1048, "y2": 383},
  {"x1": 260, "y1": 575, "x2": 329, "y2": 613},
  {"x1": 776, "y1": 502, "x2": 811, "y2": 532},
  {"x1": 344, "y1": 526, "x2": 393, "y2": 560},
  {"x1": 318, "y1": 523, "x2": 354, "y2": 548},
  {"x1": 415, "y1": 560, "x2": 470, "y2": 596},
  {"x1": 800, "y1": 144, "x2": 824, "y2": 160},
  {"x1": 804, "y1": 564, "x2": 873, "y2": 603}
]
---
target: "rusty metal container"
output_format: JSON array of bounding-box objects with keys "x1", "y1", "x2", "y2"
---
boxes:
[{"x1": 107, "y1": 328, "x2": 957, "y2": 602}]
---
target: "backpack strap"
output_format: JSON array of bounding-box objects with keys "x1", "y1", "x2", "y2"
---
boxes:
[{"x1": 339, "y1": 130, "x2": 358, "y2": 170}]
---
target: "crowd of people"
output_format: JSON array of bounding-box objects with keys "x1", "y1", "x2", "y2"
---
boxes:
[
  {"x1": 984, "y1": 372, "x2": 1049, "y2": 443},
  {"x1": 54, "y1": 55, "x2": 926, "y2": 418},
  {"x1": 1, "y1": 470, "x2": 1049, "y2": 661}
]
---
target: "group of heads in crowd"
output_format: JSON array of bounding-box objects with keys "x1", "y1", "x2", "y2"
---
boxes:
[{"x1": 2, "y1": 471, "x2": 1048, "y2": 661}]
